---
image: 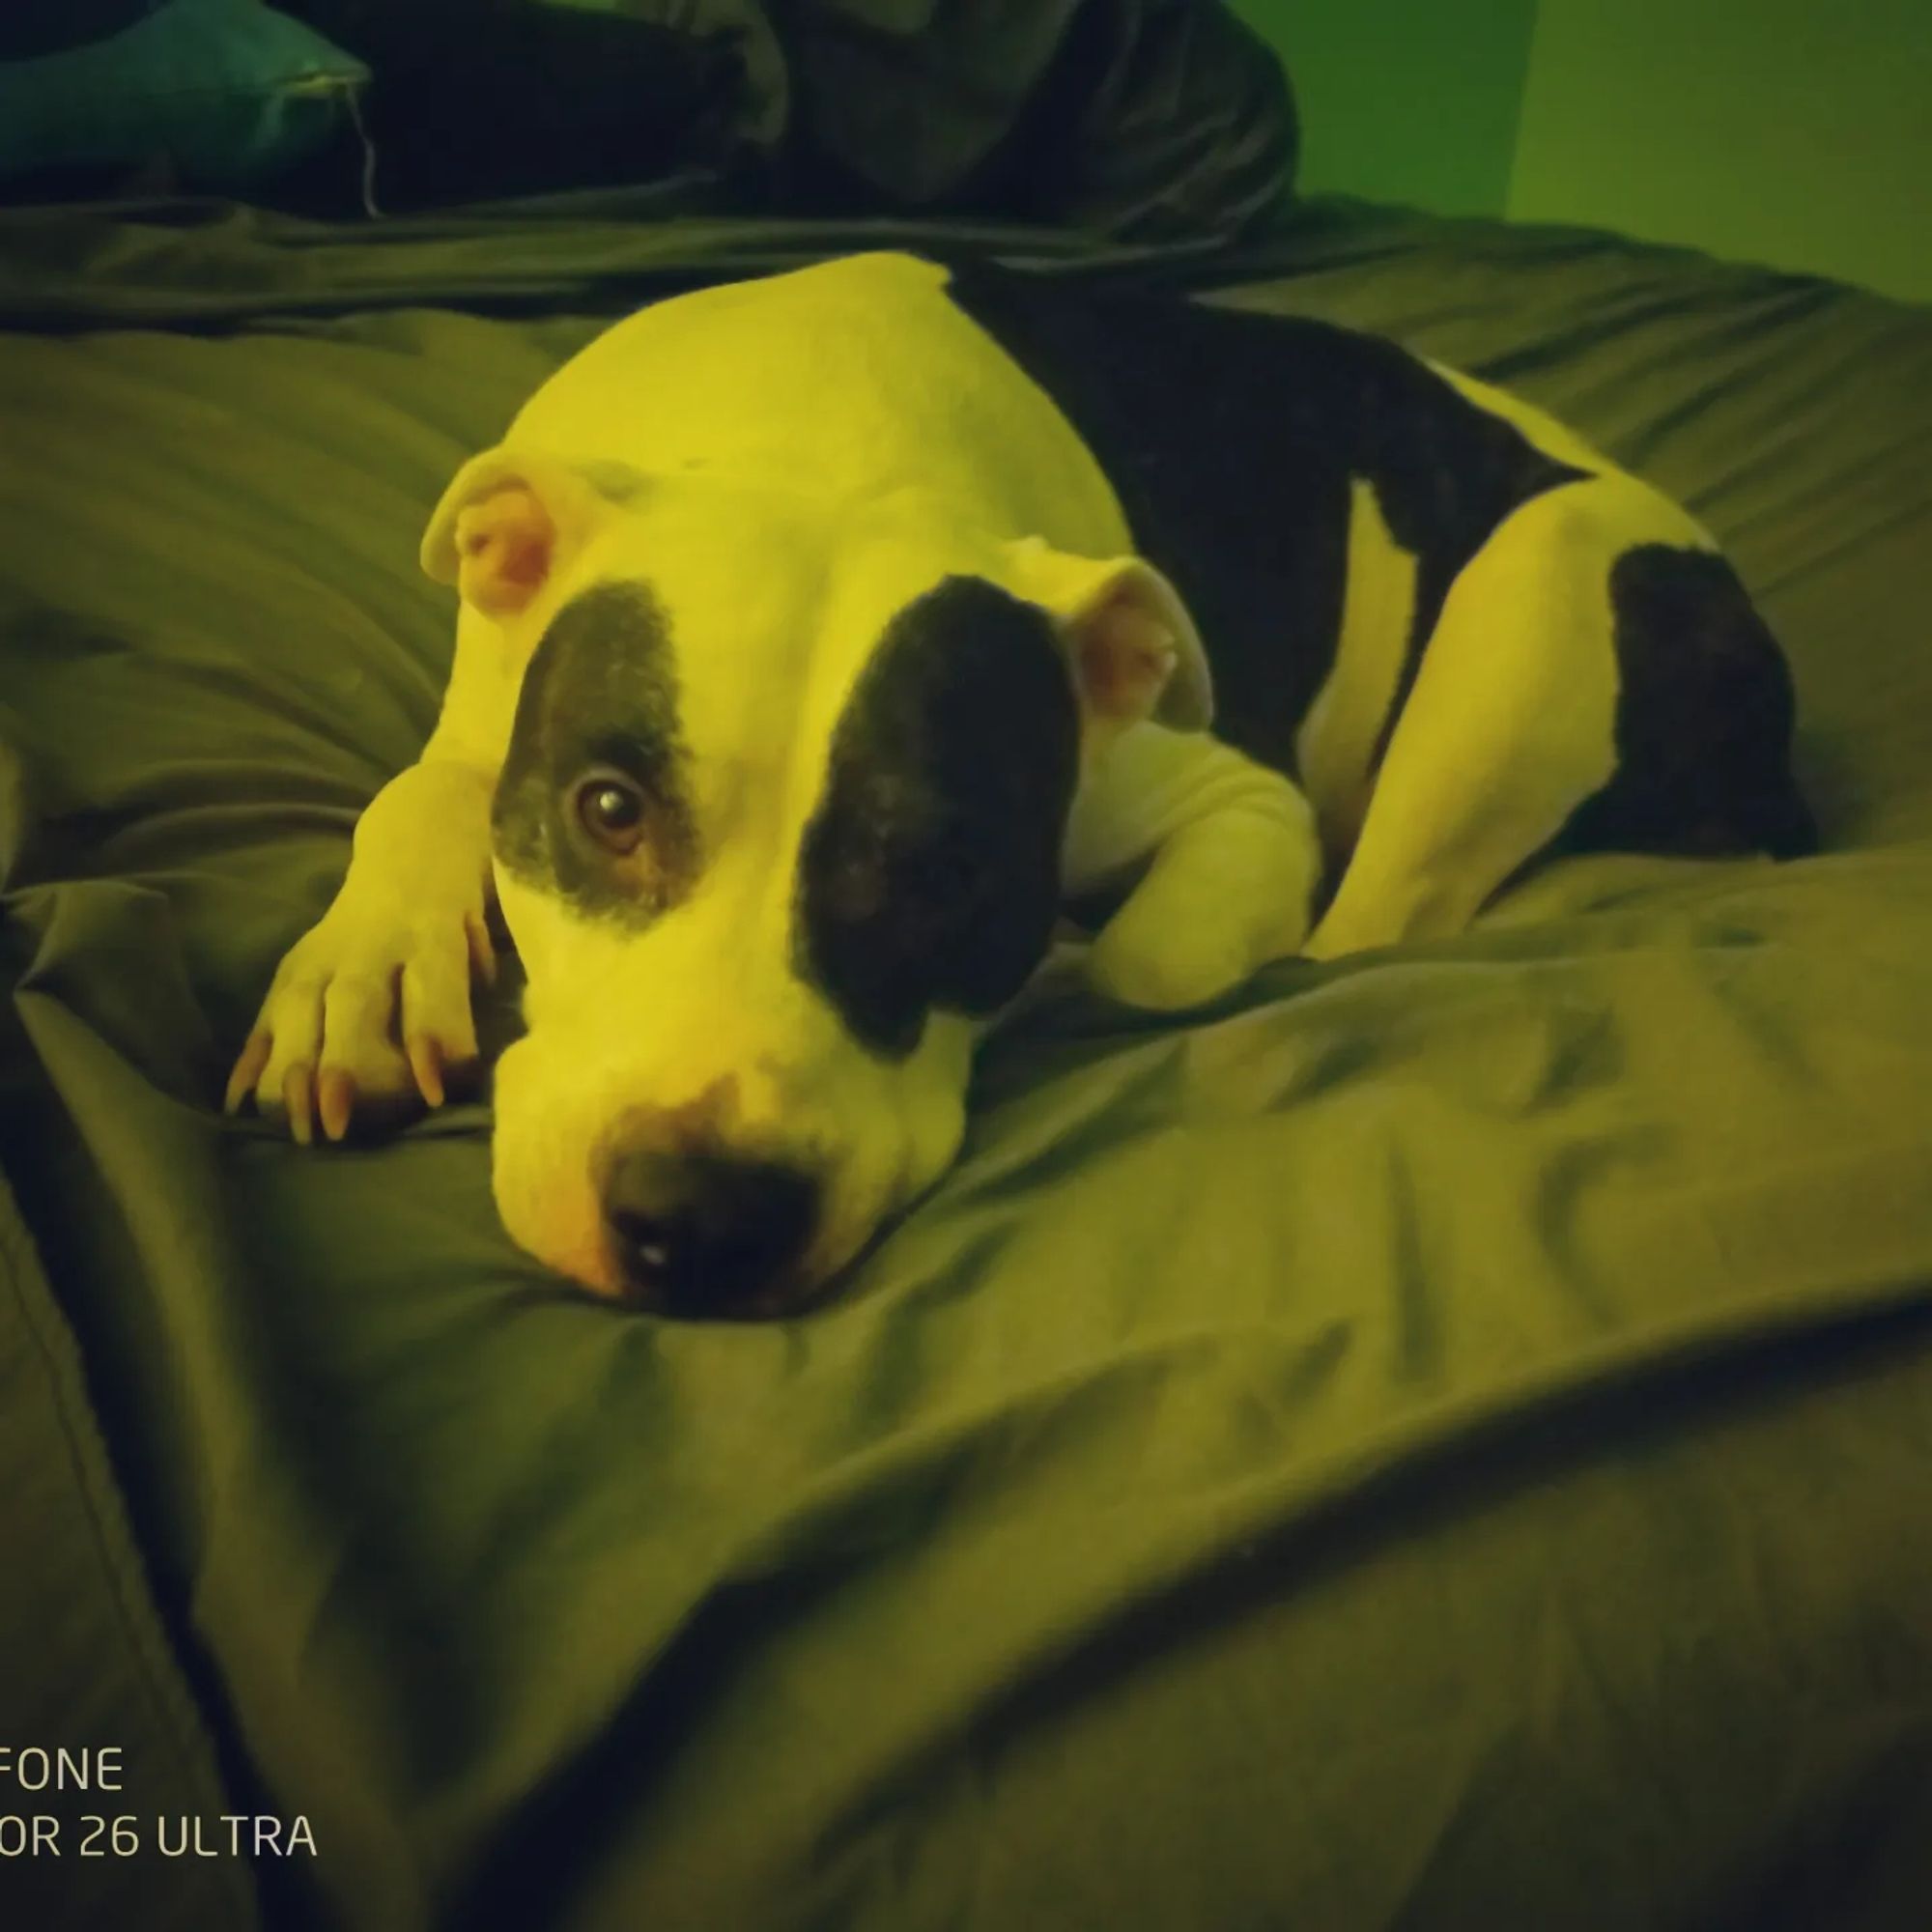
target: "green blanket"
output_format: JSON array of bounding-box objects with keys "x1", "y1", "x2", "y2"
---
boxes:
[{"x1": 3, "y1": 194, "x2": 1931, "y2": 1931}]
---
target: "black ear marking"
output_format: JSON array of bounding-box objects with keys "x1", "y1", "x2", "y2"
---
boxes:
[{"x1": 794, "y1": 576, "x2": 1081, "y2": 1058}]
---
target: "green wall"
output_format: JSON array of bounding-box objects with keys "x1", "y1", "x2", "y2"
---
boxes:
[
  {"x1": 1227, "y1": 0, "x2": 1535, "y2": 218},
  {"x1": 1231, "y1": 0, "x2": 1929, "y2": 304},
  {"x1": 1507, "y1": 0, "x2": 1932, "y2": 304}
]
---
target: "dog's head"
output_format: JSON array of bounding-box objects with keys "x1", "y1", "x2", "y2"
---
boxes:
[{"x1": 421, "y1": 449, "x2": 1210, "y2": 1316}]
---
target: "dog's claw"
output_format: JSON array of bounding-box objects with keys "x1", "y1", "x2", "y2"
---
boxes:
[
  {"x1": 224, "y1": 1032, "x2": 270, "y2": 1115},
  {"x1": 283, "y1": 1065, "x2": 316, "y2": 1147},
  {"x1": 407, "y1": 1035, "x2": 445, "y2": 1109},
  {"x1": 466, "y1": 914, "x2": 497, "y2": 988},
  {"x1": 318, "y1": 1068, "x2": 355, "y2": 1143}
]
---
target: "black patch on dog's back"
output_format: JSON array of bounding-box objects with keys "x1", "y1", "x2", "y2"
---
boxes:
[
  {"x1": 940, "y1": 265, "x2": 1586, "y2": 779},
  {"x1": 796, "y1": 576, "x2": 1079, "y2": 1059},
  {"x1": 493, "y1": 580, "x2": 700, "y2": 923},
  {"x1": 1553, "y1": 545, "x2": 1816, "y2": 861}
]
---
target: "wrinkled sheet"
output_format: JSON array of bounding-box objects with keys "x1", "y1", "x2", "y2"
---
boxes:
[{"x1": 2, "y1": 194, "x2": 1931, "y2": 1931}]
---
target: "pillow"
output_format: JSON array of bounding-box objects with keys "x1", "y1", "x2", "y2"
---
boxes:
[
  {"x1": 661, "y1": 0, "x2": 1303, "y2": 243},
  {"x1": 266, "y1": 1, "x2": 747, "y2": 213},
  {"x1": 0, "y1": 1, "x2": 162, "y2": 61},
  {"x1": 0, "y1": 0, "x2": 366, "y2": 194},
  {"x1": 274, "y1": 0, "x2": 1295, "y2": 238}
]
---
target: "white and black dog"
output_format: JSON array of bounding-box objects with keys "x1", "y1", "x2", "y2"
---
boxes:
[{"x1": 225, "y1": 253, "x2": 1812, "y2": 1315}]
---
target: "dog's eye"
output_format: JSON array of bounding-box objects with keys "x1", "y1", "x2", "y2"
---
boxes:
[{"x1": 575, "y1": 777, "x2": 648, "y2": 854}]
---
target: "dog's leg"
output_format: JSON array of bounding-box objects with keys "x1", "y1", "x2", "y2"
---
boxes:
[
  {"x1": 225, "y1": 607, "x2": 513, "y2": 1141},
  {"x1": 1070, "y1": 730, "x2": 1321, "y2": 1009},
  {"x1": 1305, "y1": 476, "x2": 1692, "y2": 960}
]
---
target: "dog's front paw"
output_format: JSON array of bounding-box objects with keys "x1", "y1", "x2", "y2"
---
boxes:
[
  {"x1": 224, "y1": 890, "x2": 495, "y2": 1144},
  {"x1": 1080, "y1": 779, "x2": 1320, "y2": 1011},
  {"x1": 1086, "y1": 852, "x2": 1313, "y2": 1012},
  {"x1": 1086, "y1": 914, "x2": 1261, "y2": 1012}
]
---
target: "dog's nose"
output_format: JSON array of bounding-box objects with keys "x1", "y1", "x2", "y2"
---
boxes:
[{"x1": 601, "y1": 1148, "x2": 818, "y2": 1316}]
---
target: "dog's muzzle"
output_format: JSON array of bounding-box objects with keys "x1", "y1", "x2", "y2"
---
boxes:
[{"x1": 600, "y1": 1142, "x2": 819, "y2": 1318}]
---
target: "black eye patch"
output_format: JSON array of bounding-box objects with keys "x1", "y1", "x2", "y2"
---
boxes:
[
  {"x1": 492, "y1": 580, "x2": 699, "y2": 924},
  {"x1": 795, "y1": 576, "x2": 1080, "y2": 1059}
]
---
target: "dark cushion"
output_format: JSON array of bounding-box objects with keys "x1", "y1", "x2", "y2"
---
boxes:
[
  {"x1": 0, "y1": 0, "x2": 366, "y2": 194},
  {"x1": 274, "y1": 0, "x2": 1294, "y2": 241},
  {"x1": 268, "y1": 0, "x2": 747, "y2": 213},
  {"x1": 761, "y1": 0, "x2": 1301, "y2": 242}
]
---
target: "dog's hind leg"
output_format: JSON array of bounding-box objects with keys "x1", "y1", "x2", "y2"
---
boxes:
[{"x1": 1305, "y1": 475, "x2": 1699, "y2": 961}]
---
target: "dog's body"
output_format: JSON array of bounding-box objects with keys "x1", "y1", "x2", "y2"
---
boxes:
[{"x1": 227, "y1": 253, "x2": 1812, "y2": 1314}]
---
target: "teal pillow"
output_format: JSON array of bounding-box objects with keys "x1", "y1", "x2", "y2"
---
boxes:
[{"x1": 0, "y1": 0, "x2": 367, "y2": 191}]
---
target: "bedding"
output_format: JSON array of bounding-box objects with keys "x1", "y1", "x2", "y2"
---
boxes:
[{"x1": 2, "y1": 190, "x2": 1931, "y2": 1931}]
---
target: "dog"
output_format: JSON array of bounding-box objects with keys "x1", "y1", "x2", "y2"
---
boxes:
[{"x1": 223, "y1": 252, "x2": 1813, "y2": 1317}]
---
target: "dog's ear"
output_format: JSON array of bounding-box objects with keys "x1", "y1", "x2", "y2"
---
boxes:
[
  {"x1": 1005, "y1": 540, "x2": 1213, "y2": 732},
  {"x1": 419, "y1": 450, "x2": 643, "y2": 621}
]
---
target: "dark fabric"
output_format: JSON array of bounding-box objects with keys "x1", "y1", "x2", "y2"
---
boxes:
[
  {"x1": 267, "y1": 0, "x2": 744, "y2": 214},
  {"x1": 0, "y1": 0, "x2": 364, "y2": 195},
  {"x1": 2, "y1": 195, "x2": 1931, "y2": 1931},
  {"x1": 761, "y1": 0, "x2": 1298, "y2": 239},
  {"x1": 265, "y1": 0, "x2": 1296, "y2": 240},
  {"x1": 0, "y1": 1, "x2": 161, "y2": 61}
]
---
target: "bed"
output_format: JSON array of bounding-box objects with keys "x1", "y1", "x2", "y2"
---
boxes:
[{"x1": 4, "y1": 172, "x2": 1932, "y2": 1931}]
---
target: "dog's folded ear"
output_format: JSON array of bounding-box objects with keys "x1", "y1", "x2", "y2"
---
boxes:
[
  {"x1": 1005, "y1": 539, "x2": 1214, "y2": 732},
  {"x1": 419, "y1": 449, "x2": 644, "y2": 621}
]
